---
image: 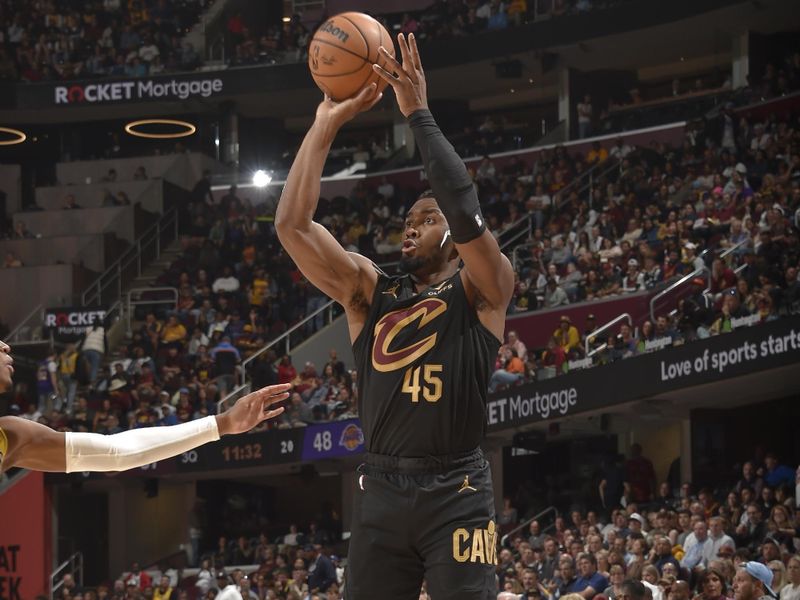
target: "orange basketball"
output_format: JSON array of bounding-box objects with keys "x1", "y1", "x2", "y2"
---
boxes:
[{"x1": 308, "y1": 12, "x2": 395, "y2": 102}]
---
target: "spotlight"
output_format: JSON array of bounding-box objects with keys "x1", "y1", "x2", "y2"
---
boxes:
[{"x1": 252, "y1": 170, "x2": 271, "y2": 188}]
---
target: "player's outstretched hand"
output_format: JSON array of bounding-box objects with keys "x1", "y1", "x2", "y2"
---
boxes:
[
  {"x1": 216, "y1": 383, "x2": 291, "y2": 435},
  {"x1": 373, "y1": 33, "x2": 428, "y2": 118},
  {"x1": 315, "y1": 83, "x2": 383, "y2": 133}
]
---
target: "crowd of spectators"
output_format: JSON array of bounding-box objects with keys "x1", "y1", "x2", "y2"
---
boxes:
[
  {"x1": 7, "y1": 88, "x2": 800, "y2": 441},
  {"x1": 483, "y1": 98, "x2": 800, "y2": 386},
  {"x1": 48, "y1": 447, "x2": 799, "y2": 599},
  {"x1": 8, "y1": 165, "x2": 363, "y2": 433},
  {"x1": 492, "y1": 447, "x2": 799, "y2": 600},
  {"x1": 0, "y1": 0, "x2": 636, "y2": 81},
  {"x1": 226, "y1": 0, "x2": 633, "y2": 69},
  {"x1": 0, "y1": 0, "x2": 210, "y2": 82}
]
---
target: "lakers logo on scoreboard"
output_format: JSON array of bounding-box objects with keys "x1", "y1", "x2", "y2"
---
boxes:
[{"x1": 339, "y1": 423, "x2": 364, "y2": 451}]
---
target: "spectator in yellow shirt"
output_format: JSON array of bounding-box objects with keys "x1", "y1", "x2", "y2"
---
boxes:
[
  {"x1": 160, "y1": 315, "x2": 188, "y2": 346},
  {"x1": 250, "y1": 269, "x2": 269, "y2": 307},
  {"x1": 553, "y1": 315, "x2": 581, "y2": 353},
  {"x1": 152, "y1": 576, "x2": 173, "y2": 600},
  {"x1": 587, "y1": 141, "x2": 609, "y2": 165}
]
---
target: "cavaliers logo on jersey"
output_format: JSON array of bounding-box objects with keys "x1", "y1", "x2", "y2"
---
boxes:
[{"x1": 371, "y1": 298, "x2": 447, "y2": 372}]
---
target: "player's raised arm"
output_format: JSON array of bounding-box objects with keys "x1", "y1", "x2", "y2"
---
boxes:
[
  {"x1": 374, "y1": 34, "x2": 514, "y2": 313},
  {"x1": 275, "y1": 86, "x2": 383, "y2": 311},
  {"x1": 0, "y1": 383, "x2": 290, "y2": 473}
]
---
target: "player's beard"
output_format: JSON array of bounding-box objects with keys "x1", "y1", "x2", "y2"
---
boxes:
[{"x1": 398, "y1": 253, "x2": 434, "y2": 275}]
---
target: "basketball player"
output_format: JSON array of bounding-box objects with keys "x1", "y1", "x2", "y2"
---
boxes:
[
  {"x1": 275, "y1": 32, "x2": 513, "y2": 599},
  {"x1": 0, "y1": 340, "x2": 290, "y2": 474}
]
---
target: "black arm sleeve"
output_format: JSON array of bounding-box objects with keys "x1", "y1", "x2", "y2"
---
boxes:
[{"x1": 409, "y1": 109, "x2": 486, "y2": 244}]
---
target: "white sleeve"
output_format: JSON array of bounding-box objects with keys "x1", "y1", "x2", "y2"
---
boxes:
[{"x1": 65, "y1": 416, "x2": 220, "y2": 473}]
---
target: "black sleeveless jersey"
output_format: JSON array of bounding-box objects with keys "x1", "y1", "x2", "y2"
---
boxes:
[{"x1": 352, "y1": 269, "x2": 500, "y2": 457}]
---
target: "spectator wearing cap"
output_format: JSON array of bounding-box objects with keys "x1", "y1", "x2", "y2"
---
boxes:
[
  {"x1": 733, "y1": 561, "x2": 779, "y2": 600},
  {"x1": 583, "y1": 313, "x2": 597, "y2": 338},
  {"x1": 683, "y1": 242, "x2": 705, "y2": 273},
  {"x1": 159, "y1": 397, "x2": 178, "y2": 426},
  {"x1": 622, "y1": 259, "x2": 646, "y2": 293},
  {"x1": 553, "y1": 316, "x2": 581, "y2": 354},
  {"x1": 710, "y1": 288, "x2": 750, "y2": 335},
  {"x1": 239, "y1": 575, "x2": 258, "y2": 600},
  {"x1": 760, "y1": 538, "x2": 782, "y2": 565},
  {"x1": 214, "y1": 571, "x2": 241, "y2": 599},
  {"x1": 628, "y1": 512, "x2": 646, "y2": 536}
]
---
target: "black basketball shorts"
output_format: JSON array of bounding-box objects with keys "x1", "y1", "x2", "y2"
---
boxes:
[{"x1": 345, "y1": 448, "x2": 497, "y2": 600}]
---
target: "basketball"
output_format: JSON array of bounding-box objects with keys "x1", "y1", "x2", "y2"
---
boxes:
[{"x1": 308, "y1": 12, "x2": 395, "y2": 102}]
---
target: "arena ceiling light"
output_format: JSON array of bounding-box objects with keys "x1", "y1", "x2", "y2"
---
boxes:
[
  {"x1": 0, "y1": 127, "x2": 26, "y2": 145},
  {"x1": 252, "y1": 170, "x2": 272, "y2": 188},
  {"x1": 124, "y1": 118, "x2": 196, "y2": 139}
]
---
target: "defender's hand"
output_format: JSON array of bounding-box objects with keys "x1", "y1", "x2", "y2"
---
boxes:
[
  {"x1": 373, "y1": 33, "x2": 428, "y2": 118},
  {"x1": 216, "y1": 383, "x2": 291, "y2": 435},
  {"x1": 315, "y1": 83, "x2": 383, "y2": 134}
]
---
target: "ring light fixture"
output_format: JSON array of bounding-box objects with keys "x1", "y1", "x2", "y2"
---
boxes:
[
  {"x1": 0, "y1": 127, "x2": 26, "y2": 145},
  {"x1": 124, "y1": 118, "x2": 196, "y2": 139}
]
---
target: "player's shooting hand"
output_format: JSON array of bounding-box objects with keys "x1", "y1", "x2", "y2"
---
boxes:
[
  {"x1": 315, "y1": 83, "x2": 383, "y2": 133},
  {"x1": 216, "y1": 383, "x2": 291, "y2": 435},
  {"x1": 373, "y1": 33, "x2": 428, "y2": 118}
]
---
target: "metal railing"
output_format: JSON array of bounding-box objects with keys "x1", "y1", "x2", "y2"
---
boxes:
[
  {"x1": 500, "y1": 506, "x2": 559, "y2": 547},
  {"x1": 82, "y1": 207, "x2": 179, "y2": 307},
  {"x1": 586, "y1": 312, "x2": 632, "y2": 357},
  {"x1": 718, "y1": 237, "x2": 749, "y2": 261},
  {"x1": 511, "y1": 241, "x2": 538, "y2": 272},
  {"x1": 125, "y1": 287, "x2": 179, "y2": 336},
  {"x1": 648, "y1": 266, "x2": 709, "y2": 323},
  {"x1": 216, "y1": 211, "x2": 537, "y2": 413},
  {"x1": 497, "y1": 213, "x2": 534, "y2": 252},
  {"x1": 218, "y1": 298, "x2": 338, "y2": 411},
  {"x1": 6, "y1": 303, "x2": 45, "y2": 344},
  {"x1": 555, "y1": 157, "x2": 620, "y2": 211},
  {"x1": 51, "y1": 552, "x2": 83, "y2": 599}
]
